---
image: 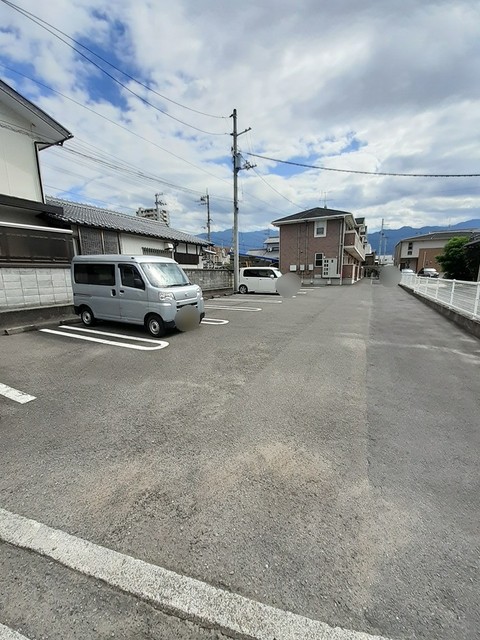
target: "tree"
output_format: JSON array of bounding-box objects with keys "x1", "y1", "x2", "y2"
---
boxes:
[
  {"x1": 436, "y1": 237, "x2": 472, "y2": 280},
  {"x1": 465, "y1": 240, "x2": 480, "y2": 281}
]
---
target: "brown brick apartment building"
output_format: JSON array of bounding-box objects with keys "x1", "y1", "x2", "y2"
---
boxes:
[{"x1": 272, "y1": 207, "x2": 367, "y2": 284}]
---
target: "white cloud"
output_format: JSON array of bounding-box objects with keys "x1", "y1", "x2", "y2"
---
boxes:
[{"x1": 1, "y1": 0, "x2": 479, "y2": 234}]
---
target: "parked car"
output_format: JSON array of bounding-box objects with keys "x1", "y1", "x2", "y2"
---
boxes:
[
  {"x1": 401, "y1": 268, "x2": 415, "y2": 275},
  {"x1": 238, "y1": 267, "x2": 283, "y2": 294},
  {"x1": 417, "y1": 267, "x2": 439, "y2": 278},
  {"x1": 71, "y1": 255, "x2": 205, "y2": 336}
]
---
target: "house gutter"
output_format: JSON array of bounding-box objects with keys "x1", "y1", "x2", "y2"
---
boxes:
[{"x1": 338, "y1": 217, "x2": 344, "y2": 285}]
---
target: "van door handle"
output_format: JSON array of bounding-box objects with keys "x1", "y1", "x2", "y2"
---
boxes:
[
  {"x1": 119, "y1": 289, "x2": 124, "y2": 295},
  {"x1": 111, "y1": 289, "x2": 116, "y2": 297}
]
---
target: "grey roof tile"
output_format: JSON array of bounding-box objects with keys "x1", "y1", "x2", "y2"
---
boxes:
[
  {"x1": 45, "y1": 197, "x2": 211, "y2": 246},
  {"x1": 272, "y1": 207, "x2": 354, "y2": 224}
]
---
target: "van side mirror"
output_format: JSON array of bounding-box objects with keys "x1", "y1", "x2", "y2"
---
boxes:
[{"x1": 269, "y1": 274, "x2": 275, "y2": 278}]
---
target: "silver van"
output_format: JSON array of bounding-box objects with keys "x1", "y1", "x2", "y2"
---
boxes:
[
  {"x1": 238, "y1": 266, "x2": 283, "y2": 294},
  {"x1": 71, "y1": 255, "x2": 204, "y2": 337}
]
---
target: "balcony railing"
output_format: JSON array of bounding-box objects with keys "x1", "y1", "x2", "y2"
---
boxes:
[{"x1": 344, "y1": 231, "x2": 366, "y2": 261}]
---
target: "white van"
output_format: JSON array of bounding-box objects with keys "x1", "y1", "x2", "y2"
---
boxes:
[
  {"x1": 238, "y1": 266, "x2": 282, "y2": 294},
  {"x1": 71, "y1": 255, "x2": 204, "y2": 337}
]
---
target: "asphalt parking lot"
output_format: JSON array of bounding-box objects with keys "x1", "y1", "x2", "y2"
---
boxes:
[{"x1": 1, "y1": 282, "x2": 479, "y2": 640}]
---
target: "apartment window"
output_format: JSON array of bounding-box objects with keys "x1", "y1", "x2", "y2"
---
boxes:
[
  {"x1": 315, "y1": 253, "x2": 323, "y2": 267},
  {"x1": 314, "y1": 219, "x2": 327, "y2": 237},
  {"x1": 407, "y1": 241, "x2": 413, "y2": 256}
]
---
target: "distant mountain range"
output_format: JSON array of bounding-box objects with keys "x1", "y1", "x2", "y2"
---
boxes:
[{"x1": 198, "y1": 219, "x2": 480, "y2": 255}]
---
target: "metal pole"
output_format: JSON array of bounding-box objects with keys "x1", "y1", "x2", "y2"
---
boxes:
[
  {"x1": 473, "y1": 281, "x2": 480, "y2": 319},
  {"x1": 206, "y1": 189, "x2": 211, "y2": 243},
  {"x1": 232, "y1": 109, "x2": 239, "y2": 293}
]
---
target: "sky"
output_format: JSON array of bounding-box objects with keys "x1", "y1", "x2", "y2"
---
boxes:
[{"x1": 1, "y1": 0, "x2": 479, "y2": 236}]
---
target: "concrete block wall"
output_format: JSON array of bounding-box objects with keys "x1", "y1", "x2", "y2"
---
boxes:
[
  {"x1": 0, "y1": 267, "x2": 72, "y2": 310},
  {"x1": 184, "y1": 268, "x2": 233, "y2": 291}
]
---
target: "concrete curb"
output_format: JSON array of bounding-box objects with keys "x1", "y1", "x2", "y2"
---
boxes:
[
  {"x1": 399, "y1": 284, "x2": 480, "y2": 340},
  {"x1": 2, "y1": 317, "x2": 81, "y2": 336},
  {"x1": 0, "y1": 508, "x2": 390, "y2": 640}
]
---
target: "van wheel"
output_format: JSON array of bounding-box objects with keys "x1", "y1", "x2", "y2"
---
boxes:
[
  {"x1": 238, "y1": 284, "x2": 248, "y2": 294},
  {"x1": 146, "y1": 314, "x2": 165, "y2": 337},
  {"x1": 80, "y1": 306, "x2": 96, "y2": 326}
]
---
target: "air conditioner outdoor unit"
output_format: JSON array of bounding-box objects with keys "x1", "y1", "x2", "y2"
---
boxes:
[{"x1": 166, "y1": 243, "x2": 174, "y2": 250}]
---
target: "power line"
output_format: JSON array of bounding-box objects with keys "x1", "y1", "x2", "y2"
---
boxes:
[
  {"x1": 53, "y1": 144, "x2": 234, "y2": 201},
  {"x1": 244, "y1": 130, "x2": 305, "y2": 209},
  {"x1": 2, "y1": 0, "x2": 227, "y2": 120},
  {"x1": 0, "y1": 64, "x2": 232, "y2": 187},
  {"x1": 246, "y1": 152, "x2": 480, "y2": 178},
  {"x1": 1, "y1": 0, "x2": 228, "y2": 135}
]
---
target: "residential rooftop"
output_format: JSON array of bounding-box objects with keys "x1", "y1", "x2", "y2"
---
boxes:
[{"x1": 44, "y1": 197, "x2": 212, "y2": 246}]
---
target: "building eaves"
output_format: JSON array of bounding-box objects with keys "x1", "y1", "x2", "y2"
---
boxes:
[
  {"x1": 0, "y1": 79, "x2": 72, "y2": 146},
  {"x1": 44, "y1": 197, "x2": 212, "y2": 246},
  {"x1": 272, "y1": 206, "x2": 354, "y2": 225}
]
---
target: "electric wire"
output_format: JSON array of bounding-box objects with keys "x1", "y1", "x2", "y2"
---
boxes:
[
  {"x1": 1, "y1": 0, "x2": 228, "y2": 135},
  {"x1": 0, "y1": 64, "x2": 233, "y2": 187},
  {"x1": 246, "y1": 152, "x2": 480, "y2": 178}
]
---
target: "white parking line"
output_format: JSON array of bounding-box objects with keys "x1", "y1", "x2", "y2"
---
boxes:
[
  {"x1": 201, "y1": 318, "x2": 229, "y2": 325},
  {"x1": 40, "y1": 328, "x2": 169, "y2": 351},
  {"x1": 205, "y1": 305, "x2": 262, "y2": 312},
  {"x1": 61, "y1": 325, "x2": 166, "y2": 344},
  {"x1": 0, "y1": 507, "x2": 391, "y2": 640},
  {"x1": 235, "y1": 298, "x2": 283, "y2": 304},
  {"x1": 0, "y1": 383, "x2": 36, "y2": 404}
]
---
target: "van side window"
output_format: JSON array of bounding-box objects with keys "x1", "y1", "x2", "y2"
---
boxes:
[
  {"x1": 243, "y1": 269, "x2": 258, "y2": 277},
  {"x1": 74, "y1": 263, "x2": 115, "y2": 285},
  {"x1": 120, "y1": 265, "x2": 145, "y2": 289}
]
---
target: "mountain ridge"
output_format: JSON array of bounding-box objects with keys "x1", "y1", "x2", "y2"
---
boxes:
[{"x1": 197, "y1": 219, "x2": 480, "y2": 255}]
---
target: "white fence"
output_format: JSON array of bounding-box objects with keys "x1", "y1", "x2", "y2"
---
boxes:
[{"x1": 401, "y1": 275, "x2": 480, "y2": 321}]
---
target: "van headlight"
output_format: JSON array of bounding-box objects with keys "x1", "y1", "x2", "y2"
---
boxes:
[
  {"x1": 159, "y1": 292, "x2": 175, "y2": 301},
  {"x1": 194, "y1": 285, "x2": 202, "y2": 297}
]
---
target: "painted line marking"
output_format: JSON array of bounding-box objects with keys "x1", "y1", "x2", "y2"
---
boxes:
[
  {"x1": 0, "y1": 383, "x2": 36, "y2": 404},
  {"x1": 201, "y1": 318, "x2": 229, "y2": 325},
  {"x1": 40, "y1": 329, "x2": 169, "y2": 351},
  {"x1": 0, "y1": 508, "x2": 391, "y2": 640},
  {"x1": 60, "y1": 325, "x2": 166, "y2": 344},
  {"x1": 0, "y1": 623, "x2": 31, "y2": 640},
  {"x1": 205, "y1": 305, "x2": 262, "y2": 312},
  {"x1": 235, "y1": 298, "x2": 283, "y2": 304}
]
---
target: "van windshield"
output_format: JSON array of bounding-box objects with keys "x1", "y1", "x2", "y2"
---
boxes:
[{"x1": 141, "y1": 262, "x2": 190, "y2": 287}]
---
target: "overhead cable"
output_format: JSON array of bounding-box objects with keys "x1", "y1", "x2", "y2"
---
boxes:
[
  {"x1": 246, "y1": 152, "x2": 480, "y2": 178},
  {"x1": 1, "y1": 0, "x2": 228, "y2": 135}
]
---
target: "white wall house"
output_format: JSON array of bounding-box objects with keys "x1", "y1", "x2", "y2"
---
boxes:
[{"x1": 0, "y1": 79, "x2": 74, "y2": 311}]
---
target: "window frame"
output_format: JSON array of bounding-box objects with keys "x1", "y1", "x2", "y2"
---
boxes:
[
  {"x1": 314, "y1": 219, "x2": 327, "y2": 238},
  {"x1": 315, "y1": 252, "x2": 323, "y2": 268},
  {"x1": 119, "y1": 264, "x2": 145, "y2": 290},
  {"x1": 73, "y1": 263, "x2": 116, "y2": 286}
]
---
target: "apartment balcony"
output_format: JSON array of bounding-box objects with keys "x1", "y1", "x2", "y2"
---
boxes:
[{"x1": 344, "y1": 231, "x2": 366, "y2": 261}]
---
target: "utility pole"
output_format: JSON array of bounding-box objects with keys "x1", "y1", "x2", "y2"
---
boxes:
[
  {"x1": 200, "y1": 189, "x2": 211, "y2": 242},
  {"x1": 230, "y1": 109, "x2": 252, "y2": 292},
  {"x1": 379, "y1": 218, "x2": 386, "y2": 264}
]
